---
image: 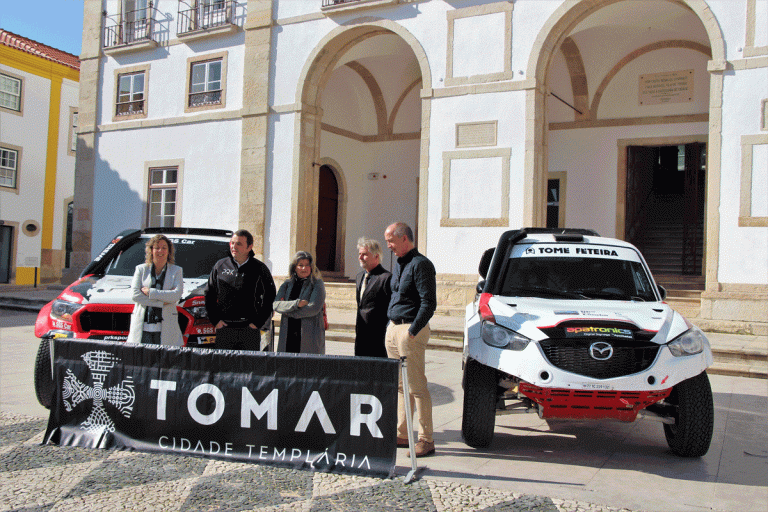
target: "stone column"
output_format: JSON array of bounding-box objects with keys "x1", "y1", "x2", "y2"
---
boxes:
[
  {"x1": 239, "y1": 0, "x2": 273, "y2": 259},
  {"x1": 67, "y1": 0, "x2": 103, "y2": 282}
]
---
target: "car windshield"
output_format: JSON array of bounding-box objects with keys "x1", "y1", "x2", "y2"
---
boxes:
[
  {"x1": 499, "y1": 256, "x2": 657, "y2": 301},
  {"x1": 103, "y1": 237, "x2": 230, "y2": 279}
]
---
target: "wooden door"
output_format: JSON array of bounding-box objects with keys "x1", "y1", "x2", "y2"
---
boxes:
[{"x1": 315, "y1": 165, "x2": 339, "y2": 272}]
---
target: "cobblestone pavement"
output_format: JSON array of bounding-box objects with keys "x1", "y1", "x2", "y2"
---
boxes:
[{"x1": 1, "y1": 412, "x2": 639, "y2": 512}]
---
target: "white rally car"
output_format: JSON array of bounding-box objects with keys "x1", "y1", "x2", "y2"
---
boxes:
[{"x1": 462, "y1": 228, "x2": 714, "y2": 457}]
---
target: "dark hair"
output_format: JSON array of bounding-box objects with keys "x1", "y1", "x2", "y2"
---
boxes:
[
  {"x1": 390, "y1": 222, "x2": 414, "y2": 242},
  {"x1": 288, "y1": 251, "x2": 322, "y2": 281},
  {"x1": 234, "y1": 229, "x2": 253, "y2": 247},
  {"x1": 144, "y1": 235, "x2": 175, "y2": 265}
]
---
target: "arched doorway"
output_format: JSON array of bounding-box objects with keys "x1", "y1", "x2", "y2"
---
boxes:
[
  {"x1": 531, "y1": 0, "x2": 724, "y2": 284},
  {"x1": 292, "y1": 22, "x2": 431, "y2": 277},
  {"x1": 316, "y1": 165, "x2": 339, "y2": 272}
]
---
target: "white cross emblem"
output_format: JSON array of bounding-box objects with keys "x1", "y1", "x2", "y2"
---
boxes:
[{"x1": 62, "y1": 350, "x2": 135, "y2": 434}]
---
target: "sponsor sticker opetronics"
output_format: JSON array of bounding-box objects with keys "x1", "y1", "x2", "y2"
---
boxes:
[{"x1": 564, "y1": 326, "x2": 634, "y2": 339}]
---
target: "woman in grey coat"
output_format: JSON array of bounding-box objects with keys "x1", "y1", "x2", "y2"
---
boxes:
[
  {"x1": 274, "y1": 251, "x2": 326, "y2": 354},
  {"x1": 127, "y1": 234, "x2": 184, "y2": 346}
]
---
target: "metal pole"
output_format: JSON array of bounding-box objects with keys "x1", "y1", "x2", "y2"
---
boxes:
[{"x1": 400, "y1": 356, "x2": 419, "y2": 483}]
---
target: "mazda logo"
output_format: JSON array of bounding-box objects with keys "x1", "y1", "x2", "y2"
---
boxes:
[{"x1": 589, "y1": 341, "x2": 613, "y2": 360}]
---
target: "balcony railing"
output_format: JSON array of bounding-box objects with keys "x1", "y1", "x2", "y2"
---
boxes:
[
  {"x1": 189, "y1": 90, "x2": 222, "y2": 107},
  {"x1": 322, "y1": 0, "x2": 360, "y2": 6},
  {"x1": 104, "y1": 4, "x2": 156, "y2": 49},
  {"x1": 178, "y1": 1, "x2": 235, "y2": 35},
  {"x1": 116, "y1": 99, "x2": 145, "y2": 117}
]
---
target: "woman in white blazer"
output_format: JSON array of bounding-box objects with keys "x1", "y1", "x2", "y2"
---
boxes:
[{"x1": 127, "y1": 234, "x2": 184, "y2": 346}]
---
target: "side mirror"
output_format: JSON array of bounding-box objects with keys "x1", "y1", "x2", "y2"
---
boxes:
[
  {"x1": 478, "y1": 248, "x2": 494, "y2": 279},
  {"x1": 657, "y1": 285, "x2": 667, "y2": 300},
  {"x1": 476, "y1": 280, "x2": 486, "y2": 294}
]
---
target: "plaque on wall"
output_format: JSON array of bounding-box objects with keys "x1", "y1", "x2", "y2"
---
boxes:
[{"x1": 639, "y1": 69, "x2": 693, "y2": 106}]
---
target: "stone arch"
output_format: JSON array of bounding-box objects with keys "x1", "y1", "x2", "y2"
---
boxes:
[
  {"x1": 526, "y1": 0, "x2": 725, "y2": 288},
  {"x1": 291, "y1": 20, "x2": 432, "y2": 256},
  {"x1": 590, "y1": 40, "x2": 712, "y2": 118}
]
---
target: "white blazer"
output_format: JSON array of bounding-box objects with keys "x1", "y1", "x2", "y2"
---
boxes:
[{"x1": 127, "y1": 263, "x2": 184, "y2": 346}]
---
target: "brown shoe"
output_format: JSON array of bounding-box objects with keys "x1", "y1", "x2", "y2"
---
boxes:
[
  {"x1": 396, "y1": 437, "x2": 409, "y2": 447},
  {"x1": 406, "y1": 440, "x2": 435, "y2": 457}
]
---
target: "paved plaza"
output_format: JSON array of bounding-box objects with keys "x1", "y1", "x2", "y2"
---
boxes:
[{"x1": 1, "y1": 309, "x2": 767, "y2": 511}]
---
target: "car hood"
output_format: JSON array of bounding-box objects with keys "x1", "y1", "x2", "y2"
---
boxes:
[
  {"x1": 58, "y1": 274, "x2": 208, "y2": 305},
  {"x1": 487, "y1": 295, "x2": 689, "y2": 344}
]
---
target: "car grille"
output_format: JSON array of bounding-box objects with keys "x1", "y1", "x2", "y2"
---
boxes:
[
  {"x1": 538, "y1": 338, "x2": 660, "y2": 379},
  {"x1": 79, "y1": 311, "x2": 132, "y2": 333}
]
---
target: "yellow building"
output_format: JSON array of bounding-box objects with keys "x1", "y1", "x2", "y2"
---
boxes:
[{"x1": 0, "y1": 29, "x2": 80, "y2": 285}]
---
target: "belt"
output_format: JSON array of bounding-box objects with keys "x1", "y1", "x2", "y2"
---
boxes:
[{"x1": 390, "y1": 319, "x2": 411, "y2": 325}]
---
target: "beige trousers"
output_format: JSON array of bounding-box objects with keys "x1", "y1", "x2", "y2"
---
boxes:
[{"x1": 385, "y1": 322, "x2": 433, "y2": 443}]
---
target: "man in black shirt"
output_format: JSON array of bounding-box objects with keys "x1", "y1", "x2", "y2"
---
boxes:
[
  {"x1": 205, "y1": 229, "x2": 276, "y2": 350},
  {"x1": 384, "y1": 222, "x2": 437, "y2": 457}
]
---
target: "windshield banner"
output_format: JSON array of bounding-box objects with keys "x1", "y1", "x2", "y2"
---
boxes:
[
  {"x1": 512, "y1": 243, "x2": 642, "y2": 262},
  {"x1": 44, "y1": 339, "x2": 399, "y2": 478}
]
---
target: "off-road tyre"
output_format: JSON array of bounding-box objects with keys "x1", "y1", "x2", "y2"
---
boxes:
[
  {"x1": 663, "y1": 371, "x2": 714, "y2": 457},
  {"x1": 462, "y1": 358, "x2": 498, "y2": 448},
  {"x1": 34, "y1": 337, "x2": 54, "y2": 409}
]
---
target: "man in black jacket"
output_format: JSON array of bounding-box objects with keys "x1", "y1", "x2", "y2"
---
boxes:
[
  {"x1": 355, "y1": 237, "x2": 392, "y2": 358},
  {"x1": 205, "y1": 229, "x2": 276, "y2": 350},
  {"x1": 384, "y1": 222, "x2": 437, "y2": 457}
]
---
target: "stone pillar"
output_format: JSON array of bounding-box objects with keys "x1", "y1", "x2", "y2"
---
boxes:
[
  {"x1": 239, "y1": 0, "x2": 273, "y2": 259},
  {"x1": 67, "y1": 0, "x2": 103, "y2": 280}
]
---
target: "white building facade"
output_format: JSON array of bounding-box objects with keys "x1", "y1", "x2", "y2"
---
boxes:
[
  {"x1": 0, "y1": 31, "x2": 80, "y2": 285},
  {"x1": 73, "y1": 0, "x2": 767, "y2": 332}
]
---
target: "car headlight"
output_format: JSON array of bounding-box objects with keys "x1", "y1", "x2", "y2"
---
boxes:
[
  {"x1": 667, "y1": 327, "x2": 707, "y2": 357},
  {"x1": 481, "y1": 321, "x2": 530, "y2": 350},
  {"x1": 185, "y1": 306, "x2": 208, "y2": 319},
  {"x1": 50, "y1": 299, "x2": 84, "y2": 322}
]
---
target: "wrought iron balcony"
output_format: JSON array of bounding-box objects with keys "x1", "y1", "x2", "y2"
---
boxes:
[
  {"x1": 321, "y1": 0, "x2": 398, "y2": 12},
  {"x1": 322, "y1": 0, "x2": 358, "y2": 5},
  {"x1": 103, "y1": 3, "x2": 156, "y2": 49},
  {"x1": 178, "y1": 1, "x2": 235, "y2": 35},
  {"x1": 189, "y1": 90, "x2": 222, "y2": 107},
  {"x1": 115, "y1": 99, "x2": 145, "y2": 117}
]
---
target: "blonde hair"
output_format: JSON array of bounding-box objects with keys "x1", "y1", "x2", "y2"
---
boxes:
[{"x1": 144, "y1": 234, "x2": 175, "y2": 266}]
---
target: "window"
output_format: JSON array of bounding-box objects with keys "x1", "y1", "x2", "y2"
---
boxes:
[
  {"x1": 68, "y1": 109, "x2": 78, "y2": 155},
  {"x1": 190, "y1": 59, "x2": 222, "y2": 107},
  {"x1": 185, "y1": 52, "x2": 227, "y2": 113},
  {"x1": 124, "y1": 0, "x2": 150, "y2": 43},
  {"x1": 199, "y1": 0, "x2": 228, "y2": 28},
  {"x1": 113, "y1": 65, "x2": 149, "y2": 121},
  {"x1": 117, "y1": 72, "x2": 145, "y2": 116},
  {"x1": 0, "y1": 147, "x2": 19, "y2": 189},
  {"x1": 148, "y1": 167, "x2": 178, "y2": 227},
  {"x1": 0, "y1": 73, "x2": 22, "y2": 113}
]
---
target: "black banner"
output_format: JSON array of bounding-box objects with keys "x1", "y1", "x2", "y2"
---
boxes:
[{"x1": 44, "y1": 339, "x2": 399, "y2": 477}]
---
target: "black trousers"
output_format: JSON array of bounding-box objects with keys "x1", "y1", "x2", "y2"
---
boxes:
[{"x1": 214, "y1": 325, "x2": 261, "y2": 351}]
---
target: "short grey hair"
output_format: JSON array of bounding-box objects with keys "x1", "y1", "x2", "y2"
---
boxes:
[
  {"x1": 390, "y1": 222, "x2": 413, "y2": 242},
  {"x1": 357, "y1": 237, "x2": 383, "y2": 260}
]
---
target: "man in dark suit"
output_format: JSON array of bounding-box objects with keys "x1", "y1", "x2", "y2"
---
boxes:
[{"x1": 354, "y1": 237, "x2": 392, "y2": 358}]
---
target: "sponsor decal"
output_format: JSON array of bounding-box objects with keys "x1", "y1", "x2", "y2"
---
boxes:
[
  {"x1": 575, "y1": 248, "x2": 619, "y2": 256},
  {"x1": 169, "y1": 238, "x2": 196, "y2": 245},
  {"x1": 45, "y1": 340, "x2": 398, "y2": 477},
  {"x1": 565, "y1": 326, "x2": 633, "y2": 339},
  {"x1": 554, "y1": 311, "x2": 579, "y2": 315}
]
